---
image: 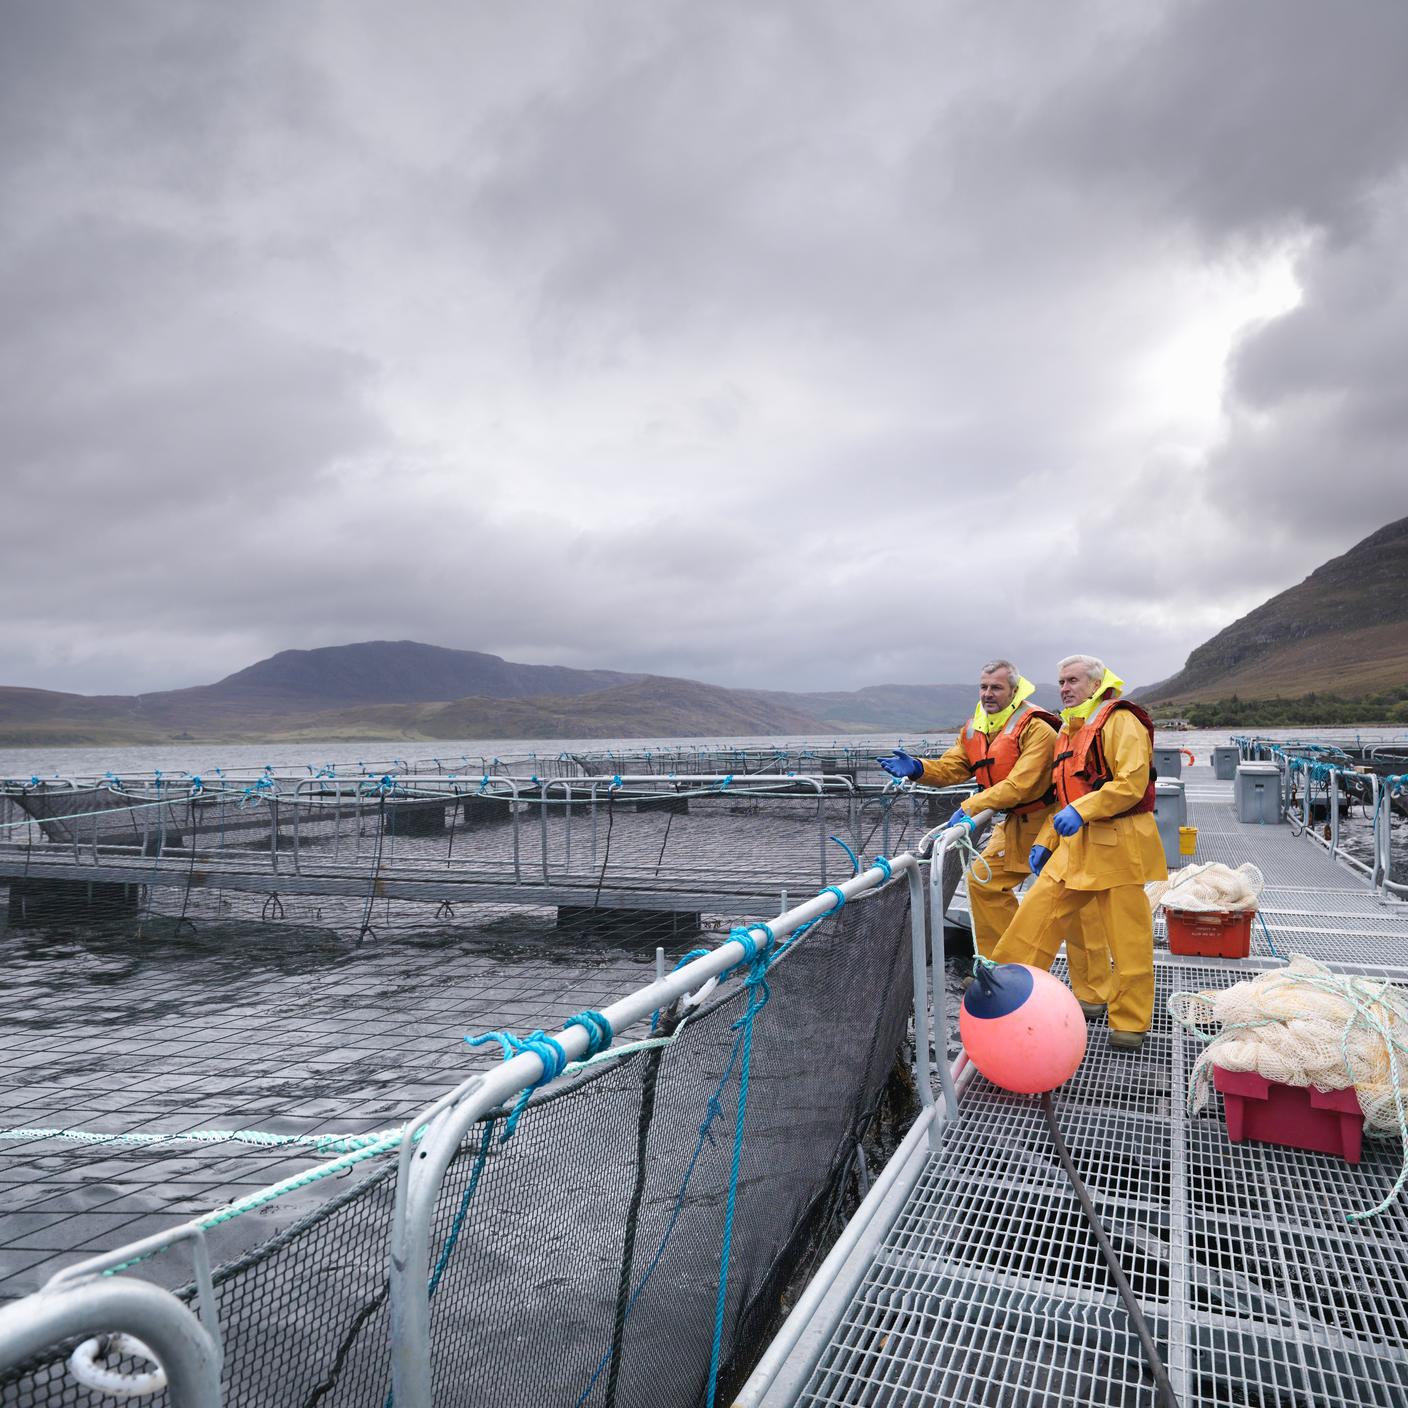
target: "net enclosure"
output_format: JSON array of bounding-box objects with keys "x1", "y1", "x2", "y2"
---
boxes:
[{"x1": 0, "y1": 871, "x2": 919, "y2": 1408}]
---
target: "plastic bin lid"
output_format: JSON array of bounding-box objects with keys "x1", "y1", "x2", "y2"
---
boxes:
[{"x1": 1236, "y1": 761, "x2": 1281, "y2": 774}]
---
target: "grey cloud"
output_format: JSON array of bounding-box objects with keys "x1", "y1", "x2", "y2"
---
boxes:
[
  {"x1": 1022, "y1": 0, "x2": 1408, "y2": 243},
  {"x1": 3, "y1": 1, "x2": 1407, "y2": 701}
]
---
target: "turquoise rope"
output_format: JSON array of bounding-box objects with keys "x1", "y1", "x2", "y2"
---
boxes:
[
  {"x1": 464, "y1": 1030, "x2": 569, "y2": 1139},
  {"x1": 828, "y1": 835, "x2": 861, "y2": 875},
  {"x1": 705, "y1": 944, "x2": 772, "y2": 1406}
]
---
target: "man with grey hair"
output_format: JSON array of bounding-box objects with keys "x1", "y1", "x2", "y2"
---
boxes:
[
  {"x1": 878, "y1": 660, "x2": 1080, "y2": 965},
  {"x1": 991, "y1": 655, "x2": 1167, "y2": 1050}
]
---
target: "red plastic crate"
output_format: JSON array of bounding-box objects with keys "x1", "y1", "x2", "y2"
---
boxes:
[
  {"x1": 1166, "y1": 907, "x2": 1253, "y2": 958},
  {"x1": 1214, "y1": 1065, "x2": 1364, "y2": 1163}
]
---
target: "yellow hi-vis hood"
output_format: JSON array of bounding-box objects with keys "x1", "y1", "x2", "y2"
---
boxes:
[
  {"x1": 974, "y1": 675, "x2": 1036, "y2": 734},
  {"x1": 1061, "y1": 667, "x2": 1126, "y2": 727}
]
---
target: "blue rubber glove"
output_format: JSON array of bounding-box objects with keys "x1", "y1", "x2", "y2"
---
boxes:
[
  {"x1": 1028, "y1": 844, "x2": 1051, "y2": 875},
  {"x1": 944, "y1": 807, "x2": 974, "y2": 831},
  {"x1": 877, "y1": 750, "x2": 922, "y2": 781},
  {"x1": 1052, "y1": 804, "x2": 1085, "y2": 837}
]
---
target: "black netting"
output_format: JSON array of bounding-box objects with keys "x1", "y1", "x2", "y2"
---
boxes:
[{"x1": 2, "y1": 879, "x2": 915, "y2": 1407}]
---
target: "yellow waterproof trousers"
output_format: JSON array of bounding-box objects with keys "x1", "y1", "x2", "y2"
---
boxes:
[{"x1": 991, "y1": 875, "x2": 1155, "y2": 1034}]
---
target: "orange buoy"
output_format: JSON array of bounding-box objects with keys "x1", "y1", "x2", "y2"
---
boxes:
[
  {"x1": 1180, "y1": 748, "x2": 1196, "y2": 768},
  {"x1": 959, "y1": 963, "x2": 1087, "y2": 1093}
]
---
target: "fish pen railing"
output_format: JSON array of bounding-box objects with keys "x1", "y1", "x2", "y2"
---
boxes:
[
  {"x1": 1234, "y1": 739, "x2": 1408, "y2": 896},
  {"x1": 0, "y1": 815, "x2": 973, "y2": 1408},
  {"x1": 0, "y1": 773, "x2": 951, "y2": 936}
]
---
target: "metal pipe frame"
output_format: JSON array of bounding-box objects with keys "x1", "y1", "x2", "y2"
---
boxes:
[
  {"x1": 386, "y1": 837, "x2": 931, "y2": 1408},
  {"x1": 0, "y1": 1277, "x2": 221, "y2": 1407}
]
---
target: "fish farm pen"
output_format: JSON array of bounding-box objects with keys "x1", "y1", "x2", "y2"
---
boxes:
[{"x1": 0, "y1": 738, "x2": 1406, "y2": 1405}]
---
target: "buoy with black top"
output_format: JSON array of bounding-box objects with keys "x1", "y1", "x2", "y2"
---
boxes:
[{"x1": 959, "y1": 961, "x2": 1087, "y2": 1093}]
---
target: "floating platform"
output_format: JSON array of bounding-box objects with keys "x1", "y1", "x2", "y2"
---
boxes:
[{"x1": 739, "y1": 759, "x2": 1408, "y2": 1407}]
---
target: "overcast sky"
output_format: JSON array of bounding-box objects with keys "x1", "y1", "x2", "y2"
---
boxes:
[{"x1": 4, "y1": 1, "x2": 1406, "y2": 697}]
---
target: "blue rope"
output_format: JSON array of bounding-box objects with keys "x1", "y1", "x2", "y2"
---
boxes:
[
  {"x1": 573, "y1": 1012, "x2": 752, "y2": 1407},
  {"x1": 870, "y1": 855, "x2": 893, "y2": 881},
  {"x1": 426, "y1": 1118, "x2": 496, "y2": 1297},
  {"x1": 705, "y1": 944, "x2": 772, "y2": 1406},
  {"x1": 1256, "y1": 910, "x2": 1281, "y2": 959},
  {"x1": 565, "y1": 1010, "x2": 614, "y2": 1057},
  {"x1": 828, "y1": 834, "x2": 861, "y2": 875},
  {"x1": 464, "y1": 1030, "x2": 569, "y2": 1139}
]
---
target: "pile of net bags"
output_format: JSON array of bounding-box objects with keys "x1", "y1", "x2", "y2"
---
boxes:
[
  {"x1": 1170, "y1": 954, "x2": 1408, "y2": 1218},
  {"x1": 1146, "y1": 861, "x2": 1263, "y2": 913}
]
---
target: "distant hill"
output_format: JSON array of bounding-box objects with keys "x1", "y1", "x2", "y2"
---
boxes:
[
  {"x1": 208, "y1": 641, "x2": 639, "y2": 705},
  {"x1": 0, "y1": 641, "x2": 1040, "y2": 745},
  {"x1": 772, "y1": 682, "x2": 1061, "y2": 730},
  {"x1": 1141, "y1": 515, "x2": 1408, "y2": 705},
  {"x1": 292, "y1": 677, "x2": 826, "y2": 742}
]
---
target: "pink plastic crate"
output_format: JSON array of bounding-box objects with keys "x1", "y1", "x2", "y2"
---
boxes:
[
  {"x1": 1167, "y1": 908, "x2": 1253, "y2": 958},
  {"x1": 1213, "y1": 1065, "x2": 1363, "y2": 1164}
]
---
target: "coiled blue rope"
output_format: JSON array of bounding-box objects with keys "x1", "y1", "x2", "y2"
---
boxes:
[{"x1": 565, "y1": 1010, "x2": 614, "y2": 1058}]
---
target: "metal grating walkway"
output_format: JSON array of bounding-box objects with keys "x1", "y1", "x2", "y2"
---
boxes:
[{"x1": 759, "y1": 764, "x2": 1408, "y2": 1407}]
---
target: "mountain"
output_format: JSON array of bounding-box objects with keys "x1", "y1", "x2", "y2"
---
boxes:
[
  {"x1": 1141, "y1": 515, "x2": 1408, "y2": 704},
  {"x1": 0, "y1": 639, "x2": 1058, "y2": 745},
  {"x1": 206, "y1": 641, "x2": 638, "y2": 705}
]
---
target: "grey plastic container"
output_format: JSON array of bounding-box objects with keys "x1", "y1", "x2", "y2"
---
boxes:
[
  {"x1": 1152, "y1": 745, "x2": 1182, "y2": 779},
  {"x1": 1153, "y1": 779, "x2": 1188, "y2": 867},
  {"x1": 1236, "y1": 761, "x2": 1283, "y2": 825},
  {"x1": 1213, "y1": 745, "x2": 1240, "y2": 781}
]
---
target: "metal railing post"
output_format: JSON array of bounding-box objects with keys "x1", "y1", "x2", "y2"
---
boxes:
[
  {"x1": 0, "y1": 1278, "x2": 221, "y2": 1407},
  {"x1": 906, "y1": 864, "x2": 933, "y2": 1127}
]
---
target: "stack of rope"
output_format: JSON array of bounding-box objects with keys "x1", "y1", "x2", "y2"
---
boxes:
[
  {"x1": 1170, "y1": 954, "x2": 1408, "y2": 1219},
  {"x1": 1147, "y1": 861, "x2": 1263, "y2": 913}
]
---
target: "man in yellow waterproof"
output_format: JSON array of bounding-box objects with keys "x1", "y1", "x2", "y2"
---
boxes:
[
  {"x1": 877, "y1": 661, "x2": 1082, "y2": 963},
  {"x1": 991, "y1": 654, "x2": 1167, "y2": 1050}
]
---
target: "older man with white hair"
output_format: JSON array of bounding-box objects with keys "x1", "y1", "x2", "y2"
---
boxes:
[{"x1": 990, "y1": 654, "x2": 1167, "y2": 1050}]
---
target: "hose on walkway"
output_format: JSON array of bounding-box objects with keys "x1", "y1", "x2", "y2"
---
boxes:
[{"x1": 1039, "y1": 1092, "x2": 1179, "y2": 1408}]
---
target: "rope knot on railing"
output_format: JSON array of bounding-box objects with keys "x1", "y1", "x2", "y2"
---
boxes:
[
  {"x1": 240, "y1": 776, "x2": 276, "y2": 807},
  {"x1": 564, "y1": 1010, "x2": 614, "y2": 1058},
  {"x1": 464, "y1": 1029, "x2": 570, "y2": 1139}
]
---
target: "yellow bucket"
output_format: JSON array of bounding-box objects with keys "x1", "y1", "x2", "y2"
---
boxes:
[{"x1": 1179, "y1": 825, "x2": 1198, "y2": 856}]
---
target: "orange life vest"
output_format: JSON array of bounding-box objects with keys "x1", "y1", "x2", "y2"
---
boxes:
[
  {"x1": 961, "y1": 701, "x2": 1061, "y2": 817},
  {"x1": 1051, "y1": 698, "x2": 1157, "y2": 816}
]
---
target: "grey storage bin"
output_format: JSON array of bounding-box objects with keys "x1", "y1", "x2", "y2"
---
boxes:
[
  {"x1": 1235, "y1": 761, "x2": 1282, "y2": 825},
  {"x1": 1153, "y1": 779, "x2": 1188, "y2": 867},
  {"x1": 1213, "y1": 745, "x2": 1240, "y2": 781},
  {"x1": 1152, "y1": 746, "x2": 1182, "y2": 779}
]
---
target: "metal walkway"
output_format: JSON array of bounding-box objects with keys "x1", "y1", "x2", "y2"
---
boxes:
[{"x1": 741, "y1": 764, "x2": 1408, "y2": 1407}]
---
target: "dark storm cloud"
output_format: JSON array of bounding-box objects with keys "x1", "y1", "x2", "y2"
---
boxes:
[{"x1": 3, "y1": 1, "x2": 1406, "y2": 699}]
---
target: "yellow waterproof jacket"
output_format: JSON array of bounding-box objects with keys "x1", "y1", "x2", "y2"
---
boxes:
[
  {"x1": 916, "y1": 716, "x2": 1058, "y2": 870},
  {"x1": 1036, "y1": 708, "x2": 1168, "y2": 892}
]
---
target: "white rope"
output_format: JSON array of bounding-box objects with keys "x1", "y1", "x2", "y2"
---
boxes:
[{"x1": 1169, "y1": 954, "x2": 1408, "y2": 1221}]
